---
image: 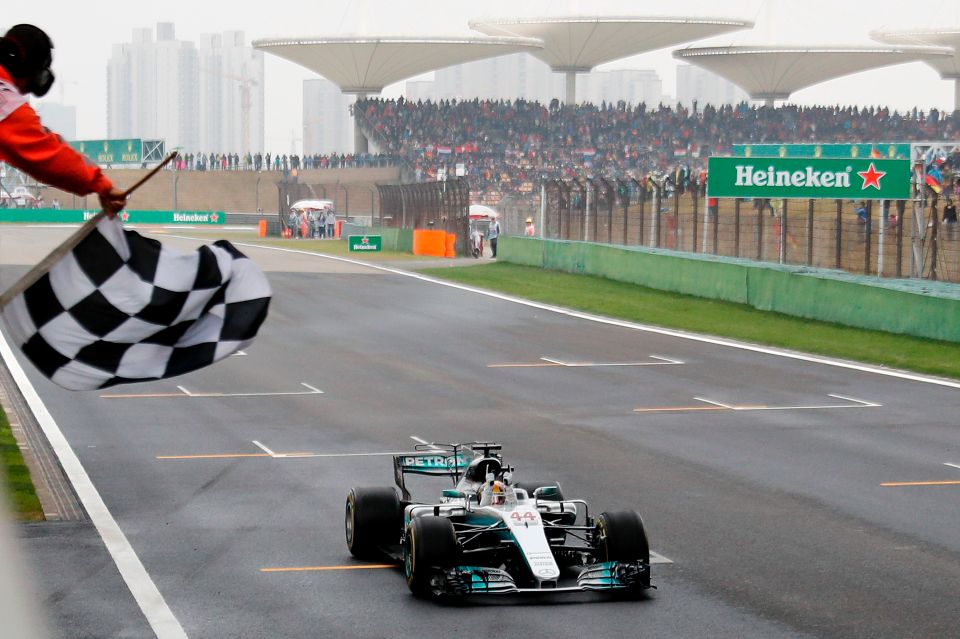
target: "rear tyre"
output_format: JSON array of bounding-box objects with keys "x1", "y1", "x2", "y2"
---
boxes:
[
  {"x1": 404, "y1": 516, "x2": 459, "y2": 598},
  {"x1": 516, "y1": 480, "x2": 565, "y2": 502},
  {"x1": 596, "y1": 510, "x2": 651, "y2": 591},
  {"x1": 345, "y1": 487, "x2": 401, "y2": 559}
]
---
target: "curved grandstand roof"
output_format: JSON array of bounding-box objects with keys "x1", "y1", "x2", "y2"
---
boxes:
[
  {"x1": 673, "y1": 45, "x2": 954, "y2": 101},
  {"x1": 871, "y1": 29, "x2": 960, "y2": 78},
  {"x1": 252, "y1": 35, "x2": 543, "y2": 93},
  {"x1": 469, "y1": 16, "x2": 753, "y2": 72}
]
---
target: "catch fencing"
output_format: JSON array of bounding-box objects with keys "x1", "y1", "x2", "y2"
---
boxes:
[
  {"x1": 504, "y1": 179, "x2": 960, "y2": 282},
  {"x1": 376, "y1": 178, "x2": 471, "y2": 255}
]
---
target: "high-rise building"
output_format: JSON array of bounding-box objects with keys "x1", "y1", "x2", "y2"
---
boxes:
[
  {"x1": 405, "y1": 80, "x2": 436, "y2": 102},
  {"x1": 35, "y1": 102, "x2": 76, "y2": 140},
  {"x1": 578, "y1": 69, "x2": 662, "y2": 107},
  {"x1": 107, "y1": 23, "x2": 199, "y2": 149},
  {"x1": 676, "y1": 64, "x2": 748, "y2": 108},
  {"x1": 108, "y1": 24, "x2": 264, "y2": 153},
  {"x1": 433, "y1": 53, "x2": 562, "y2": 102},
  {"x1": 198, "y1": 31, "x2": 264, "y2": 153},
  {"x1": 302, "y1": 79, "x2": 352, "y2": 155}
]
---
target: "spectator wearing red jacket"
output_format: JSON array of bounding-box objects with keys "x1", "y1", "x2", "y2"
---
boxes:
[{"x1": 0, "y1": 24, "x2": 125, "y2": 216}]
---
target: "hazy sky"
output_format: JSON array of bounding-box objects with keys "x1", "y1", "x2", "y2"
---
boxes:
[{"x1": 4, "y1": 0, "x2": 960, "y2": 152}]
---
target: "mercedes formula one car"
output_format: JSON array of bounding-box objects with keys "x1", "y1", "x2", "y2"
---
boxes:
[{"x1": 344, "y1": 442, "x2": 652, "y2": 599}]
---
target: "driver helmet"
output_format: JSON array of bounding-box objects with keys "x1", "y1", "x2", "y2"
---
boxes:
[{"x1": 490, "y1": 480, "x2": 507, "y2": 506}]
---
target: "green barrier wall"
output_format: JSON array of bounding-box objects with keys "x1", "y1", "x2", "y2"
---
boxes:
[
  {"x1": 500, "y1": 236, "x2": 960, "y2": 343},
  {"x1": 368, "y1": 227, "x2": 413, "y2": 253},
  {"x1": 0, "y1": 209, "x2": 224, "y2": 224}
]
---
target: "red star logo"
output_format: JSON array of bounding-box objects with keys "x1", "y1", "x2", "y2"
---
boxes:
[
  {"x1": 361, "y1": 236, "x2": 369, "y2": 244},
  {"x1": 120, "y1": 211, "x2": 130, "y2": 222},
  {"x1": 858, "y1": 163, "x2": 886, "y2": 190},
  {"x1": 210, "y1": 213, "x2": 219, "y2": 222}
]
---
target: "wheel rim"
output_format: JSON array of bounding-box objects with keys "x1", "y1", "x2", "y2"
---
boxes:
[
  {"x1": 345, "y1": 497, "x2": 355, "y2": 546},
  {"x1": 404, "y1": 530, "x2": 414, "y2": 580}
]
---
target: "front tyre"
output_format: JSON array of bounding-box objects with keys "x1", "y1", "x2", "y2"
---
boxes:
[
  {"x1": 404, "y1": 516, "x2": 459, "y2": 598},
  {"x1": 596, "y1": 510, "x2": 651, "y2": 590},
  {"x1": 345, "y1": 487, "x2": 401, "y2": 559}
]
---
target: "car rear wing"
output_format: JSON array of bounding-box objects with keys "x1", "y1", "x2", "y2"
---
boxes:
[{"x1": 393, "y1": 444, "x2": 470, "y2": 501}]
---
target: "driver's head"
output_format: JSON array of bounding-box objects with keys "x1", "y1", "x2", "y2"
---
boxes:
[
  {"x1": 0, "y1": 25, "x2": 55, "y2": 97},
  {"x1": 491, "y1": 481, "x2": 506, "y2": 506}
]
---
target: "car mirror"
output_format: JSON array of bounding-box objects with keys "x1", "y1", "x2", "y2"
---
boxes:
[
  {"x1": 533, "y1": 486, "x2": 559, "y2": 498},
  {"x1": 442, "y1": 489, "x2": 465, "y2": 499}
]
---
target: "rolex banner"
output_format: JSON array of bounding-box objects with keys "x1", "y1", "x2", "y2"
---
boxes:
[{"x1": 707, "y1": 157, "x2": 911, "y2": 200}]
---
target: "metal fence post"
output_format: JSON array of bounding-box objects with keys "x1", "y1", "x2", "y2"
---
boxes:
[
  {"x1": 896, "y1": 200, "x2": 905, "y2": 278},
  {"x1": 779, "y1": 199, "x2": 788, "y2": 264},
  {"x1": 691, "y1": 190, "x2": 699, "y2": 253},
  {"x1": 712, "y1": 196, "x2": 719, "y2": 255},
  {"x1": 807, "y1": 199, "x2": 814, "y2": 266},
  {"x1": 835, "y1": 199, "x2": 842, "y2": 269},
  {"x1": 734, "y1": 198, "x2": 741, "y2": 257},
  {"x1": 756, "y1": 200, "x2": 764, "y2": 261},
  {"x1": 673, "y1": 186, "x2": 680, "y2": 250}
]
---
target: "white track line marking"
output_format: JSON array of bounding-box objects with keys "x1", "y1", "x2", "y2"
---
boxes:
[
  {"x1": 410, "y1": 435, "x2": 441, "y2": 450},
  {"x1": 649, "y1": 355, "x2": 685, "y2": 364},
  {"x1": 694, "y1": 397, "x2": 735, "y2": 409},
  {"x1": 527, "y1": 355, "x2": 682, "y2": 367},
  {"x1": 252, "y1": 440, "x2": 276, "y2": 457},
  {"x1": 639, "y1": 395, "x2": 881, "y2": 414},
  {"x1": 944, "y1": 462, "x2": 960, "y2": 471},
  {"x1": 0, "y1": 332, "x2": 187, "y2": 638},
  {"x1": 827, "y1": 393, "x2": 882, "y2": 407},
  {"x1": 102, "y1": 383, "x2": 323, "y2": 399},
  {"x1": 178, "y1": 238, "x2": 960, "y2": 391}
]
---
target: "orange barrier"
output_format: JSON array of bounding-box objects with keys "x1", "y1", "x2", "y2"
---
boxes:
[
  {"x1": 412, "y1": 229, "x2": 447, "y2": 257},
  {"x1": 258, "y1": 219, "x2": 267, "y2": 237},
  {"x1": 444, "y1": 233, "x2": 457, "y2": 258},
  {"x1": 335, "y1": 219, "x2": 343, "y2": 238}
]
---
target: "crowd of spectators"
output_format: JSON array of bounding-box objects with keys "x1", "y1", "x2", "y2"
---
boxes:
[
  {"x1": 170, "y1": 151, "x2": 397, "y2": 172},
  {"x1": 355, "y1": 97, "x2": 960, "y2": 203}
]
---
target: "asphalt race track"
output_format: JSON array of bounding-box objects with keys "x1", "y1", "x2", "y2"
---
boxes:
[{"x1": 3, "y1": 226, "x2": 960, "y2": 638}]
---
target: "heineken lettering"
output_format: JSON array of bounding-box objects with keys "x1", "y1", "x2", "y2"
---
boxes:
[
  {"x1": 735, "y1": 165, "x2": 851, "y2": 189},
  {"x1": 708, "y1": 157, "x2": 910, "y2": 200}
]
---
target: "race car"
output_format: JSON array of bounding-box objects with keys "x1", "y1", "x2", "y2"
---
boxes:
[{"x1": 344, "y1": 441, "x2": 651, "y2": 599}]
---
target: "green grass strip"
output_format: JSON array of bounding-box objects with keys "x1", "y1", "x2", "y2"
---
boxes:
[
  {"x1": 0, "y1": 406, "x2": 43, "y2": 521},
  {"x1": 418, "y1": 262, "x2": 960, "y2": 380}
]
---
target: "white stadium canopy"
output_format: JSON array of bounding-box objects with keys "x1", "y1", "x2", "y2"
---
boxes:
[
  {"x1": 253, "y1": 34, "x2": 543, "y2": 151},
  {"x1": 871, "y1": 29, "x2": 960, "y2": 110},
  {"x1": 252, "y1": 35, "x2": 543, "y2": 94},
  {"x1": 469, "y1": 16, "x2": 753, "y2": 103},
  {"x1": 672, "y1": 45, "x2": 954, "y2": 106}
]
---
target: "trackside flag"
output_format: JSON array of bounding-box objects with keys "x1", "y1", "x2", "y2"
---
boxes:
[{"x1": 2, "y1": 216, "x2": 271, "y2": 390}]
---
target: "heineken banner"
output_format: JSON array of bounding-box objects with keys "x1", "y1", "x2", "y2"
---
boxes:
[
  {"x1": 732, "y1": 143, "x2": 911, "y2": 160},
  {"x1": 707, "y1": 157, "x2": 911, "y2": 200},
  {"x1": 348, "y1": 235, "x2": 382, "y2": 252},
  {"x1": 0, "y1": 209, "x2": 225, "y2": 225}
]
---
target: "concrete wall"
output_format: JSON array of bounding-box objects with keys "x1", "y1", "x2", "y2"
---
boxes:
[
  {"x1": 500, "y1": 236, "x2": 960, "y2": 343},
  {"x1": 42, "y1": 167, "x2": 401, "y2": 215}
]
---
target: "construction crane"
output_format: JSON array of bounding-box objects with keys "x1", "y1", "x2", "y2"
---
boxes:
[{"x1": 203, "y1": 67, "x2": 259, "y2": 153}]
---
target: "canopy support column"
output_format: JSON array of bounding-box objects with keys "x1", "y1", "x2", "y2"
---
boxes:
[
  {"x1": 565, "y1": 71, "x2": 576, "y2": 105},
  {"x1": 353, "y1": 93, "x2": 369, "y2": 154}
]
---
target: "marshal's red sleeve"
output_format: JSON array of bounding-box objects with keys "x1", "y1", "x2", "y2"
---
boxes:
[{"x1": 0, "y1": 103, "x2": 113, "y2": 197}]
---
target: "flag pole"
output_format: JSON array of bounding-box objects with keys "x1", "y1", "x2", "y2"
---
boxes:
[{"x1": 0, "y1": 152, "x2": 179, "y2": 310}]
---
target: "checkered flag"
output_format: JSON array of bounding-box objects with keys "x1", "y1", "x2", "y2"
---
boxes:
[{"x1": 2, "y1": 216, "x2": 271, "y2": 390}]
